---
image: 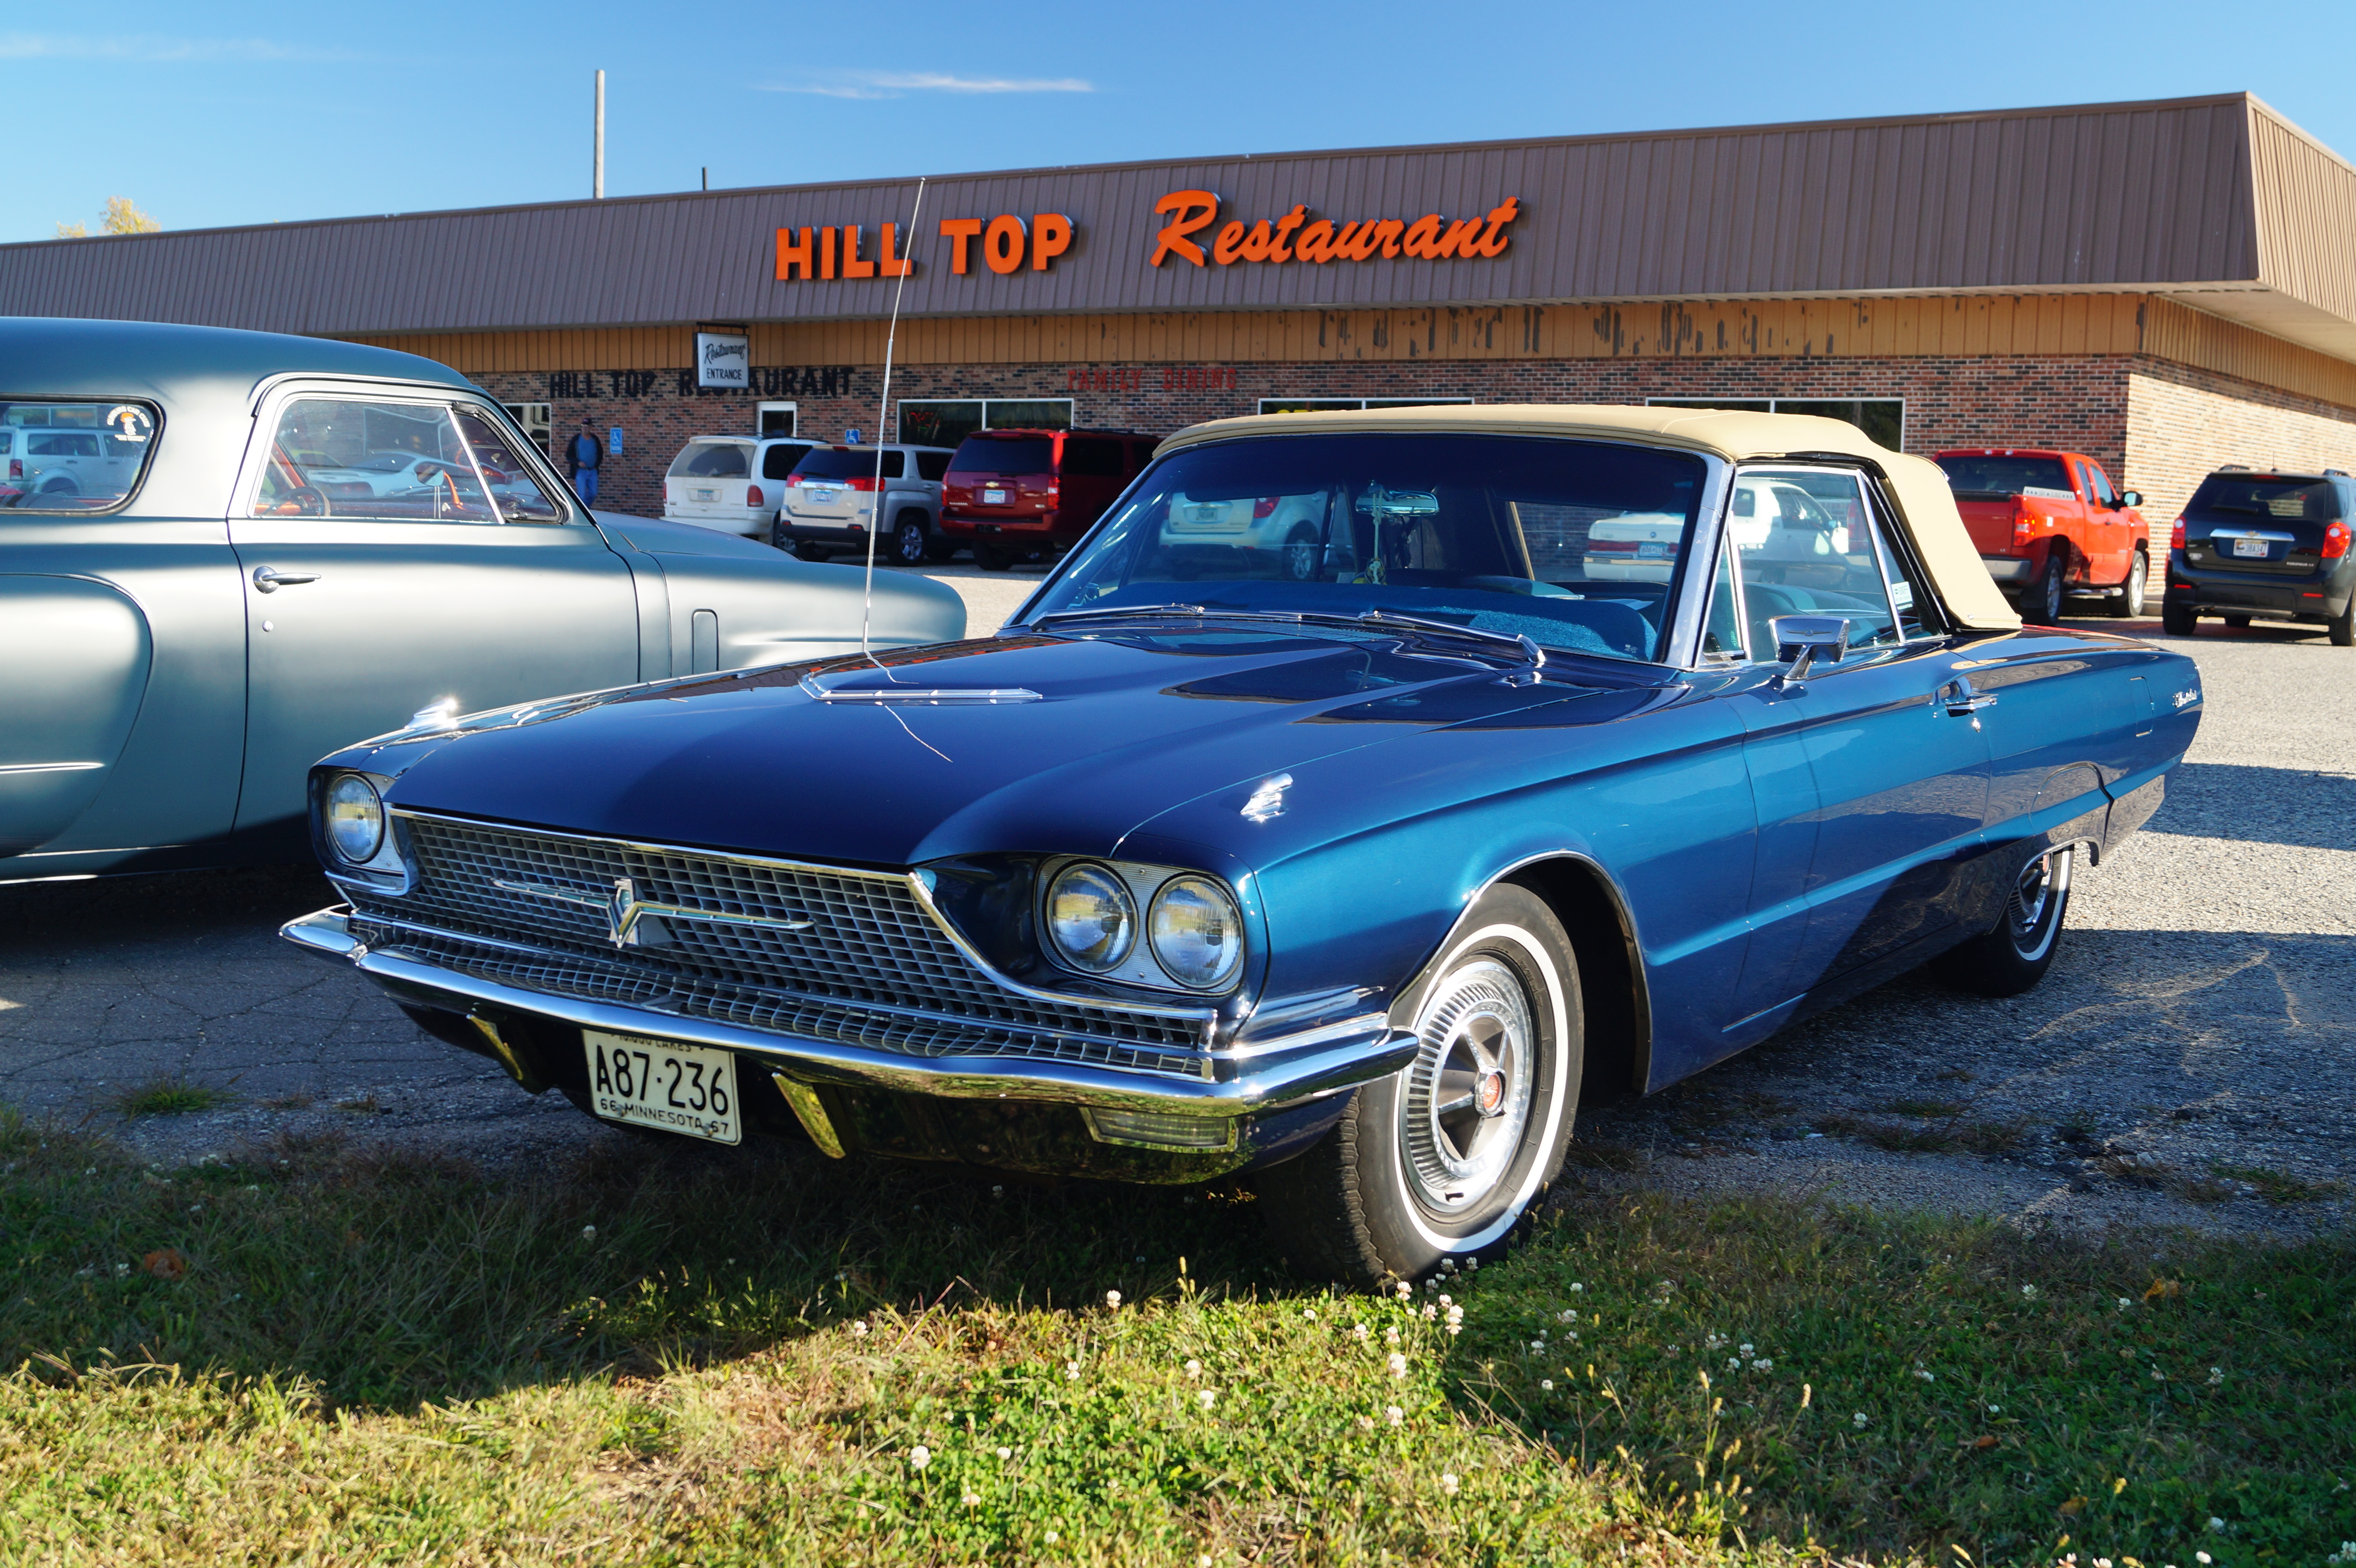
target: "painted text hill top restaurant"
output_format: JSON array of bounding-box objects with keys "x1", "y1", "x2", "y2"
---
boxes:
[{"x1": 6, "y1": 91, "x2": 2356, "y2": 521}]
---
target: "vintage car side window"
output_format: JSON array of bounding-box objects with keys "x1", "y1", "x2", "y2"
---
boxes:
[
  {"x1": 1700, "y1": 536, "x2": 1747, "y2": 662},
  {"x1": 1, "y1": 399, "x2": 159, "y2": 513},
  {"x1": 1725, "y1": 469, "x2": 1900, "y2": 656},
  {"x1": 254, "y1": 397, "x2": 564, "y2": 524}
]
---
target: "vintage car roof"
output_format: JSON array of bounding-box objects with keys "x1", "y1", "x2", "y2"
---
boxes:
[
  {"x1": 1159, "y1": 403, "x2": 2022, "y2": 632},
  {"x1": 0, "y1": 316, "x2": 470, "y2": 402}
]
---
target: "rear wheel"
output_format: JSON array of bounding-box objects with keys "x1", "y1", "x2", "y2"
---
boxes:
[
  {"x1": 2025, "y1": 553, "x2": 2066, "y2": 625},
  {"x1": 1253, "y1": 883, "x2": 1581, "y2": 1287},
  {"x1": 1939, "y1": 847, "x2": 2072, "y2": 998},
  {"x1": 2331, "y1": 594, "x2": 2354, "y2": 647},
  {"x1": 2161, "y1": 599, "x2": 2197, "y2": 636},
  {"x1": 890, "y1": 513, "x2": 931, "y2": 567},
  {"x1": 1281, "y1": 525, "x2": 1320, "y2": 583},
  {"x1": 973, "y1": 541, "x2": 1013, "y2": 571},
  {"x1": 2106, "y1": 550, "x2": 2147, "y2": 618}
]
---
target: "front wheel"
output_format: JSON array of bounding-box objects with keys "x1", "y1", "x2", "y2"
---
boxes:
[
  {"x1": 1938, "y1": 847, "x2": 2073, "y2": 998},
  {"x1": 2106, "y1": 550, "x2": 2147, "y2": 618},
  {"x1": 1253, "y1": 883, "x2": 1582, "y2": 1287},
  {"x1": 891, "y1": 513, "x2": 931, "y2": 567}
]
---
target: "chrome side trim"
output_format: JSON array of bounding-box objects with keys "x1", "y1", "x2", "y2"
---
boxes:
[
  {"x1": 0, "y1": 761, "x2": 103, "y2": 775},
  {"x1": 283, "y1": 907, "x2": 1410, "y2": 1115}
]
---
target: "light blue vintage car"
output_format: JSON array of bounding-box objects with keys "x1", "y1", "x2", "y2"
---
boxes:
[
  {"x1": 284, "y1": 405, "x2": 2199, "y2": 1286},
  {"x1": 0, "y1": 317, "x2": 963, "y2": 878}
]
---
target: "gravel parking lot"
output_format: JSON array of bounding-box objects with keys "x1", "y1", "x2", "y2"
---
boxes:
[{"x1": 3, "y1": 594, "x2": 2347, "y2": 1241}]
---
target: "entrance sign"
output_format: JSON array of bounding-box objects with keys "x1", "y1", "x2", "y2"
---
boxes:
[{"x1": 694, "y1": 331, "x2": 750, "y2": 389}]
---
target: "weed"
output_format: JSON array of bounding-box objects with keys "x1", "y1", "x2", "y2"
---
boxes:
[
  {"x1": 331, "y1": 1094, "x2": 382, "y2": 1115},
  {"x1": 111, "y1": 1078, "x2": 233, "y2": 1118},
  {"x1": 1882, "y1": 1096, "x2": 1968, "y2": 1118},
  {"x1": 258, "y1": 1091, "x2": 315, "y2": 1111},
  {"x1": 2212, "y1": 1165, "x2": 2346, "y2": 1205}
]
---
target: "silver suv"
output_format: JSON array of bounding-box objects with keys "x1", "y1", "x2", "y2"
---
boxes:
[{"x1": 776, "y1": 443, "x2": 954, "y2": 564}]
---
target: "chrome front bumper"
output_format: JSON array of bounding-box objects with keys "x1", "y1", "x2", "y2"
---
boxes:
[{"x1": 282, "y1": 905, "x2": 1412, "y2": 1118}]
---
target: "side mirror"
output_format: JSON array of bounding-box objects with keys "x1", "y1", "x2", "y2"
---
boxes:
[
  {"x1": 1768, "y1": 614, "x2": 1852, "y2": 692},
  {"x1": 2119, "y1": 490, "x2": 2143, "y2": 509}
]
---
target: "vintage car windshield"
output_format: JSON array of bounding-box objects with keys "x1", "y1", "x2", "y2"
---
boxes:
[
  {"x1": 2, "y1": 399, "x2": 158, "y2": 512},
  {"x1": 1026, "y1": 433, "x2": 1708, "y2": 663}
]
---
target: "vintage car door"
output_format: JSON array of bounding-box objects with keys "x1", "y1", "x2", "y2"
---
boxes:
[
  {"x1": 1715, "y1": 467, "x2": 1995, "y2": 1025},
  {"x1": 228, "y1": 389, "x2": 640, "y2": 842}
]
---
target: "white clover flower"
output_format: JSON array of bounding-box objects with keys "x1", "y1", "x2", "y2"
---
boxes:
[
  {"x1": 1106, "y1": 1290, "x2": 1122, "y2": 1309},
  {"x1": 2151, "y1": 1369, "x2": 2166, "y2": 1381},
  {"x1": 1564, "y1": 1330, "x2": 1580, "y2": 1344},
  {"x1": 1540, "y1": 1379, "x2": 1554, "y2": 1391},
  {"x1": 997, "y1": 1445, "x2": 1013, "y2": 1460},
  {"x1": 963, "y1": 1492, "x2": 982, "y2": 1507},
  {"x1": 909, "y1": 1445, "x2": 931, "y2": 1470},
  {"x1": 1914, "y1": 1369, "x2": 1935, "y2": 1382},
  {"x1": 1385, "y1": 1325, "x2": 1400, "y2": 1344},
  {"x1": 851, "y1": 1320, "x2": 870, "y2": 1338},
  {"x1": 1466, "y1": 1258, "x2": 1479, "y2": 1270},
  {"x1": 2096, "y1": 1559, "x2": 2113, "y2": 1568},
  {"x1": 2208, "y1": 1366, "x2": 2225, "y2": 1385},
  {"x1": 2020, "y1": 1284, "x2": 2038, "y2": 1299},
  {"x1": 1352, "y1": 1324, "x2": 1369, "y2": 1342},
  {"x1": 1570, "y1": 1282, "x2": 1584, "y2": 1293},
  {"x1": 1558, "y1": 1309, "x2": 1577, "y2": 1324},
  {"x1": 1444, "y1": 1305, "x2": 1463, "y2": 1324},
  {"x1": 1446, "y1": 1323, "x2": 1462, "y2": 1337},
  {"x1": 580, "y1": 1224, "x2": 597, "y2": 1242},
  {"x1": 991, "y1": 1184, "x2": 1003, "y2": 1197},
  {"x1": 1987, "y1": 1403, "x2": 2001, "y2": 1414},
  {"x1": 1533, "y1": 1340, "x2": 1549, "y2": 1353},
  {"x1": 1752, "y1": 1358, "x2": 1773, "y2": 1372},
  {"x1": 1185, "y1": 1358, "x2": 1203, "y2": 1378},
  {"x1": 1396, "y1": 1282, "x2": 1413, "y2": 1299},
  {"x1": 2197, "y1": 1552, "x2": 2213, "y2": 1563},
  {"x1": 1853, "y1": 1412, "x2": 1870, "y2": 1428},
  {"x1": 2210, "y1": 1518, "x2": 2227, "y2": 1533},
  {"x1": 1387, "y1": 1352, "x2": 1408, "y2": 1378},
  {"x1": 1198, "y1": 1389, "x2": 1217, "y2": 1410},
  {"x1": 1739, "y1": 1343, "x2": 1754, "y2": 1356},
  {"x1": 1044, "y1": 1530, "x2": 1060, "y2": 1544},
  {"x1": 1438, "y1": 1293, "x2": 1453, "y2": 1306},
  {"x1": 1441, "y1": 1472, "x2": 1460, "y2": 1495},
  {"x1": 1705, "y1": 1332, "x2": 1726, "y2": 1350},
  {"x1": 1422, "y1": 1304, "x2": 1437, "y2": 1321},
  {"x1": 1304, "y1": 1307, "x2": 1320, "y2": 1320},
  {"x1": 1385, "y1": 1404, "x2": 1404, "y2": 1426},
  {"x1": 2118, "y1": 1296, "x2": 2134, "y2": 1311},
  {"x1": 1064, "y1": 1360, "x2": 1081, "y2": 1381},
  {"x1": 1199, "y1": 1555, "x2": 1213, "y2": 1568}
]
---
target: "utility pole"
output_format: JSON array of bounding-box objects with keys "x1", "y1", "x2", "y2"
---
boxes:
[{"x1": 593, "y1": 70, "x2": 606, "y2": 200}]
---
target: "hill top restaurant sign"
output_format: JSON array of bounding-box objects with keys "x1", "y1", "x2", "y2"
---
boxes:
[{"x1": 773, "y1": 191, "x2": 1520, "y2": 282}]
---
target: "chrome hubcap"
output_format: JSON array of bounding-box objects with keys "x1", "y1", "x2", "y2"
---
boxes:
[
  {"x1": 2007, "y1": 848, "x2": 2071, "y2": 951},
  {"x1": 1400, "y1": 957, "x2": 1535, "y2": 1214}
]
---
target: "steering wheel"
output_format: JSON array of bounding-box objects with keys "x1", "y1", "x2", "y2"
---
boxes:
[{"x1": 288, "y1": 485, "x2": 330, "y2": 517}]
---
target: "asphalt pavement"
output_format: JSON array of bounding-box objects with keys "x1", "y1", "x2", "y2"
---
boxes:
[{"x1": 3, "y1": 603, "x2": 2348, "y2": 1237}]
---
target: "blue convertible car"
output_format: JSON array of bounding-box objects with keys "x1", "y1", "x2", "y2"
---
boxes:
[{"x1": 284, "y1": 406, "x2": 2199, "y2": 1285}]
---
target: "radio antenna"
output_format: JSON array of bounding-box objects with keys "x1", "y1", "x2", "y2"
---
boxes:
[{"x1": 861, "y1": 175, "x2": 925, "y2": 665}]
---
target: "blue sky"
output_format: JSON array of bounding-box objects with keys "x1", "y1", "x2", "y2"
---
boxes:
[{"x1": 8, "y1": 0, "x2": 2354, "y2": 244}]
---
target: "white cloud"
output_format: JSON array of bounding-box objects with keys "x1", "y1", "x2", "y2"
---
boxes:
[
  {"x1": 0, "y1": 33, "x2": 339, "y2": 64},
  {"x1": 765, "y1": 71, "x2": 1094, "y2": 99}
]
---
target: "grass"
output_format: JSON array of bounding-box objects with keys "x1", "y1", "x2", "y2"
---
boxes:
[
  {"x1": 1812, "y1": 1113, "x2": 2024, "y2": 1158},
  {"x1": 1, "y1": 1104, "x2": 2351, "y2": 1566},
  {"x1": 108, "y1": 1078, "x2": 235, "y2": 1119}
]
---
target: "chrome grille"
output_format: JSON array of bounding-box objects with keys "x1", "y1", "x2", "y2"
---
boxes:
[{"x1": 348, "y1": 812, "x2": 1208, "y2": 1074}]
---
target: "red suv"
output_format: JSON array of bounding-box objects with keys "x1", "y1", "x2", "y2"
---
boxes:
[
  {"x1": 940, "y1": 428, "x2": 1156, "y2": 571},
  {"x1": 1935, "y1": 448, "x2": 2151, "y2": 623}
]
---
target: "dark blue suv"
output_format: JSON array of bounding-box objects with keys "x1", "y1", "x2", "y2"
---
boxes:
[{"x1": 2163, "y1": 467, "x2": 2355, "y2": 645}]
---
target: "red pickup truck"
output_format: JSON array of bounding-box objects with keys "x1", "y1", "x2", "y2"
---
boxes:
[{"x1": 1934, "y1": 449, "x2": 2150, "y2": 623}]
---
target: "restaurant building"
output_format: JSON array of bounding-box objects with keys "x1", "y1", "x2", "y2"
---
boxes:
[{"x1": 6, "y1": 91, "x2": 2354, "y2": 523}]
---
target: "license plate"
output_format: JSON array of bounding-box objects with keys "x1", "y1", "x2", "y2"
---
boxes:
[
  {"x1": 582, "y1": 1030, "x2": 741, "y2": 1144},
  {"x1": 692, "y1": 488, "x2": 717, "y2": 502},
  {"x1": 982, "y1": 487, "x2": 1007, "y2": 505},
  {"x1": 2232, "y1": 536, "x2": 2269, "y2": 558}
]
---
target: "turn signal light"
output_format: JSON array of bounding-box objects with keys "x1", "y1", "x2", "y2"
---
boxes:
[
  {"x1": 2169, "y1": 517, "x2": 2187, "y2": 550},
  {"x1": 842, "y1": 474, "x2": 877, "y2": 491},
  {"x1": 746, "y1": 484, "x2": 764, "y2": 507},
  {"x1": 2012, "y1": 498, "x2": 2033, "y2": 546},
  {"x1": 5, "y1": 458, "x2": 17, "y2": 479},
  {"x1": 1253, "y1": 497, "x2": 1281, "y2": 519},
  {"x1": 2324, "y1": 520, "x2": 2351, "y2": 560}
]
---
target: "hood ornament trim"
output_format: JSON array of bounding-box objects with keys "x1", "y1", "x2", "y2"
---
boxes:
[
  {"x1": 800, "y1": 674, "x2": 1041, "y2": 706},
  {"x1": 1241, "y1": 774, "x2": 1294, "y2": 824}
]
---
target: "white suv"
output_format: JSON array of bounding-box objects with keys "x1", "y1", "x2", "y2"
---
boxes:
[
  {"x1": 4, "y1": 424, "x2": 141, "y2": 503},
  {"x1": 662, "y1": 435, "x2": 820, "y2": 537},
  {"x1": 777, "y1": 443, "x2": 954, "y2": 563}
]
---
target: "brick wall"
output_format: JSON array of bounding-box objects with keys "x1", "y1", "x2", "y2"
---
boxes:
[
  {"x1": 481, "y1": 351, "x2": 2351, "y2": 526},
  {"x1": 2125, "y1": 360, "x2": 2356, "y2": 527}
]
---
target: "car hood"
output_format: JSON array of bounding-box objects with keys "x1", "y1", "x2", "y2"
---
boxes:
[{"x1": 373, "y1": 628, "x2": 1634, "y2": 868}]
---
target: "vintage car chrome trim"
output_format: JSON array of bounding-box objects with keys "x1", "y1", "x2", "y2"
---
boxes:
[
  {"x1": 0, "y1": 761, "x2": 104, "y2": 775},
  {"x1": 282, "y1": 906, "x2": 1408, "y2": 1114},
  {"x1": 392, "y1": 808, "x2": 1221, "y2": 1026},
  {"x1": 799, "y1": 673, "x2": 1042, "y2": 705}
]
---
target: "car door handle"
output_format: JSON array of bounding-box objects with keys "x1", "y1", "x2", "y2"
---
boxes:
[
  {"x1": 251, "y1": 566, "x2": 321, "y2": 593},
  {"x1": 1938, "y1": 678, "x2": 1996, "y2": 716}
]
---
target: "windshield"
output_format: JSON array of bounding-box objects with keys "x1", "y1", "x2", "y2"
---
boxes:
[
  {"x1": 1935, "y1": 454, "x2": 2071, "y2": 497},
  {"x1": 668, "y1": 441, "x2": 750, "y2": 479},
  {"x1": 1025, "y1": 433, "x2": 1708, "y2": 663},
  {"x1": 952, "y1": 436, "x2": 1054, "y2": 474}
]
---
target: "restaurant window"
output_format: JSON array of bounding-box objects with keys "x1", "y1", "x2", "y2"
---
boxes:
[
  {"x1": 1256, "y1": 397, "x2": 1476, "y2": 414},
  {"x1": 897, "y1": 397, "x2": 1073, "y2": 449},
  {"x1": 1647, "y1": 397, "x2": 1903, "y2": 450},
  {"x1": 500, "y1": 401, "x2": 552, "y2": 457},
  {"x1": 757, "y1": 401, "x2": 798, "y2": 438}
]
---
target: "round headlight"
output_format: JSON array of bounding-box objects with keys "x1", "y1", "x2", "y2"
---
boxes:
[
  {"x1": 1148, "y1": 875, "x2": 1244, "y2": 990},
  {"x1": 1045, "y1": 862, "x2": 1135, "y2": 973},
  {"x1": 324, "y1": 773, "x2": 385, "y2": 863}
]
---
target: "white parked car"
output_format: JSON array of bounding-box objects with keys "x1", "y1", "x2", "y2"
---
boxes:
[
  {"x1": 664, "y1": 436, "x2": 822, "y2": 537},
  {"x1": 1156, "y1": 489, "x2": 1330, "y2": 580},
  {"x1": 777, "y1": 443, "x2": 952, "y2": 562}
]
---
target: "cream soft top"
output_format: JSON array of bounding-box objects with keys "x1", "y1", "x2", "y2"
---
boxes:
[{"x1": 1156, "y1": 403, "x2": 2020, "y2": 632}]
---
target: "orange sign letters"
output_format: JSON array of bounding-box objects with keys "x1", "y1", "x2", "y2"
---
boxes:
[
  {"x1": 1151, "y1": 190, "x2": 1520, "y2": 268},
  {"x1": 776, "y1": 213, "x2": 1076, "y2": 281}
]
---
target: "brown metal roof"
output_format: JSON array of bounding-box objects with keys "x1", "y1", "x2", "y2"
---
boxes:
[{"x1": 3, "y1": 92, "x2": 2350, "y2": 361}]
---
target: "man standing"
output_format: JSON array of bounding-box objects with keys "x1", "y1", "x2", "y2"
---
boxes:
[{"x1": 567, "y1": 419, "x2": 604, "y2": 505}]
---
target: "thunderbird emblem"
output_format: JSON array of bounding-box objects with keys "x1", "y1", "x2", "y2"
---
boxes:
[
  {"x1": 492, "y1": 873, "x2": 813, "y2": 946},
  {"x1": 606, "y1": 877, "x2": 651, "y2": 946}
]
